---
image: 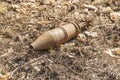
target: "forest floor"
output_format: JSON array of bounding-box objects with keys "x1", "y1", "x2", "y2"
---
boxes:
[{"x1": 0, "y1": 0, "x2": 120, "y2": 80}]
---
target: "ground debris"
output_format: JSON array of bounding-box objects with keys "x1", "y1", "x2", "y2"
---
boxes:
[
  {"x1": 0, "y1": 2, "x2": 8, "y2": 14},
  {"x1": 110, "y1": 12, "x2": 120, "y2": 20},
  {"x1": 0, "y1": 0, "x2": 120, "y2": 80},
  {"x1": 77, "y1": 33, "x2": 87, "y2": 43},
  {"x1": 103, "y1": 49, "x2": 114, "y2": 57},
  {"x1": 83, "y1": 4, "x2": 98, "y2": 12},
  {"x1": 84, "y1": 31, "x2": 98, "y2": 38}
]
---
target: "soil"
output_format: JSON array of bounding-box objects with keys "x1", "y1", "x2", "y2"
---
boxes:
[{"x1": 0, "y1": 0, "x2": 120, "y2": 80}]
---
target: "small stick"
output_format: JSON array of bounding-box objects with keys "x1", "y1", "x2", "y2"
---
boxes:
[{"x1": 10, "y1": 55, "x2": 47, "y2": 77}]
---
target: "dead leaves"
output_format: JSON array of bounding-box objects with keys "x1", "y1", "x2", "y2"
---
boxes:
[
  {"x1": 110, "y1": 12, "x2": 120, "y2": 20},
  {"x1": 11, "y1": 3, "x2": 47, "y2": 15},
  {"x1": 0, "y1": 67, "x2": 12, "y2": 80},
  {"x1": 0, "y1": 2, "x2": 8, "y2": 15},
  {"x1": 77, "y1": 31, "x2": 98, "y2": 43},
  {"x1": 37, "y1": 20, "x2": 51, "y2": 25},
  {"x1": 103, "y1": 48, "x2": 120, "y2": 57}
]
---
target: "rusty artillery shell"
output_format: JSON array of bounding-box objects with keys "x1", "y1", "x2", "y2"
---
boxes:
[{"x1": 31, "y1": 22, "x2": 80, "y2": 50}]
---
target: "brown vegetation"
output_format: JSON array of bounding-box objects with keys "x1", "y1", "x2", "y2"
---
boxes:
[{"x1": 0, "y1": 0, "x2": 120, "y2": 80}]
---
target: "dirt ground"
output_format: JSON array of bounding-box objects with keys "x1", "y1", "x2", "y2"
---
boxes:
[{"x1": 0, "y1": 0, "x2": 120, "y2": 80}]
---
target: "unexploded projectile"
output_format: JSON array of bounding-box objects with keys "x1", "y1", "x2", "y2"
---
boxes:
[{"x1": 31, "y1": 22, "x2": 80, "y2": 50}]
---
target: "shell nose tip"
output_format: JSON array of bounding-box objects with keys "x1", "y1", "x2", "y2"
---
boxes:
[{"x1": 29, "y1": 44, "x2": 34, "y2": 49}]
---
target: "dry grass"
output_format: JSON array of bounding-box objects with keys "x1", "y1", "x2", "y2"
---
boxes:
[{"x1": 0, "y1": 0, "x2": 120, "y2": 80}]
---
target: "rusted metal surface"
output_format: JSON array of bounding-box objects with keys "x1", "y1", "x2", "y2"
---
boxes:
[{"x1": 31, "y1": 22, "x2": 80, "y2": 50}]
